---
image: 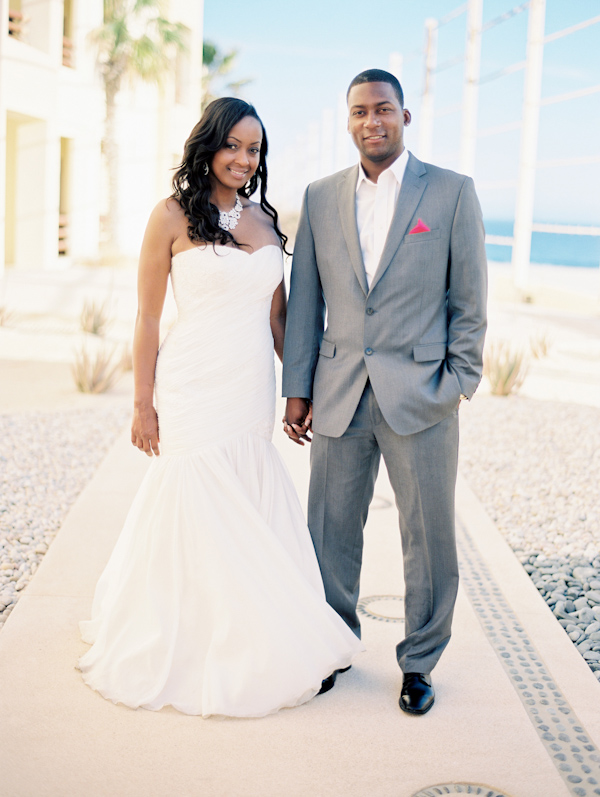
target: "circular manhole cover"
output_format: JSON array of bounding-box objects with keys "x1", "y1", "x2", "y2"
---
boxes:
[
  {"x1": 412, "y1": 785, "x2": 511, "y2": 797},
  {"x1": 370, "y1": 494, "x2": 393, "y2": 510},
  {"x1": 357, "y1": 595, "x2": 404, "y2": 623}
]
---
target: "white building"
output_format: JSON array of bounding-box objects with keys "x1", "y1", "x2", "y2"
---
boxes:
[{"x1": 0, "y1": 0, "x2": 204, "y2": 276}]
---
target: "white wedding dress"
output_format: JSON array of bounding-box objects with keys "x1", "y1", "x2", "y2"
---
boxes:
[{"x1": 79, "y1": 244, "x2": 364, "y2": 718}]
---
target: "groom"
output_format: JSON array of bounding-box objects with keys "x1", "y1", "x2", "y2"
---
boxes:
[{"x1": 282, "y1": 69, "x2": 487, "y2": 714}]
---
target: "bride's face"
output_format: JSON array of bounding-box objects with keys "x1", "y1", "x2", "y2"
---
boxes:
[{"x1": 210, "y1": 116, "x2": 263, "y2": 191}]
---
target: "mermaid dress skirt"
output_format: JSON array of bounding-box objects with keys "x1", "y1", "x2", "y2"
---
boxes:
[{"x1": 78, "y1": 244, "x2": 364, "y2": 717}]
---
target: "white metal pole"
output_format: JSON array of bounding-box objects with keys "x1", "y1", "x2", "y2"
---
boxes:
[
  {"x1": 419, "y1": 18, "x2": 437, "y2": 162},
  {"x1": 319, "y1": 107, "x2": 335, "y2": 179},
  {"x1": 335, "y1": 90, "x2": 351, "y2": 172},
  {"x1": 459, "y1": 0, "x2": 483, "y2": 177},
  {"x1": 512, "y1": 0, "x2": 546, "y2": 294},
  {"x1": 388, "y1": 52, "x2": 403, "y2": 85}
]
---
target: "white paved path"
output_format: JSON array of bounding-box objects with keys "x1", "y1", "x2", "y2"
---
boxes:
[{"x1": 1, "y1": 412, "x2": 600, "y2": 796}]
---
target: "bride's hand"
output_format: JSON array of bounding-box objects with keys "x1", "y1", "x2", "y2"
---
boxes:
[
  {"x1": 283, "y1": 398, "x2": 312, "y2": 446},
  {"x1": 131, "y1": 403, "x2": 160, "y2": 457}
]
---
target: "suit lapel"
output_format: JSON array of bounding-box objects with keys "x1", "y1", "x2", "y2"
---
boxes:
[
  {"x1": 336, "y1": 165, "x2": 368, "y2": 296},
  {"x1": 368, "y1": 153, "x2": 428, "y2": 295}
]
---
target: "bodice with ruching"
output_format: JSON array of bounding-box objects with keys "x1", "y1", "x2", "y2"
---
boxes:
[{"x1": 155, "y1": 244, "x2": 283, "y2": 454}]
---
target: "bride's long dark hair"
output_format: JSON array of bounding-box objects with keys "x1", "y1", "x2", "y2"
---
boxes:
[{"x1": 171, "y1": 97, "x2": 289, "y2": 253}]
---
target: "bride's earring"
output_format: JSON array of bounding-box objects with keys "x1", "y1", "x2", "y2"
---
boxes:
[{"x1": 203, "y1": 162, "x2": 209, "y2": 176}]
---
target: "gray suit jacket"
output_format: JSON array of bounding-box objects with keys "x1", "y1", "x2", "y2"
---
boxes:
[{"x1": 282, "y1": 152, "x2": 488, "y2": 438}]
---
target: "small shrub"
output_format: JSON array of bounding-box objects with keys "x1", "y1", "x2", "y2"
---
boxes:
[
  {"x1": 0, "y1": 306, "x2": 14, "y2": 327},
  {"x1": 72, "y1": 346, "x2": 121, "y2": 394},
  {"x1": 530, "y1": 331, "x2": 551, "y2": 359},
  {"x1": 484, "y1": 340, "x2": 529, "y2": 396},
  {"x1": 80, "y1": 299, "x2": 111, "y2": 336}
]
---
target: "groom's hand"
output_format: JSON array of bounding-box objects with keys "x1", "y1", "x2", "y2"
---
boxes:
[{"x1": 283, "y1": 398, "x2": 312, "y2": 446}]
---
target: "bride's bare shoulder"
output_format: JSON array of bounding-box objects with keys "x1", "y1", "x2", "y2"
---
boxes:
[
  {"x1": 151, "y1": 197, "x2": 187, "y2": 223},
  {"x1": 145, "y1": 197, "x2": 189, "y2": 238}
]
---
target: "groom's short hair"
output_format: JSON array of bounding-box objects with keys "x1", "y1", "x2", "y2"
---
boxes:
[{"x1": 347, "y1": 69, "x2": 404, "y2": 108}]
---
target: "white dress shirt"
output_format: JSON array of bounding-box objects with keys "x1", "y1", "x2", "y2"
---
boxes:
[{"x1": 355, "y1": 148, "x2": 409, "y2": 288}]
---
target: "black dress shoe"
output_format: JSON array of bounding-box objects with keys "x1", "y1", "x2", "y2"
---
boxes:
[
  {"x1": 317, "y1": 665, "x2": 352, "y2": 695},
  {"x1": 399, "y1": 672, "x2": 434, "y2": 715}
]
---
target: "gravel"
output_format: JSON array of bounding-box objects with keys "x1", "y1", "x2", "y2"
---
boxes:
[
  {"x1": 2, "y1": 391, "x2": 599, "y2": 685},
  {"x1": 460, "y1": 395, "x2": 600, "y2": 679},
  {"x1": 0, "y1": 407, "x2": 129, "y2": 629}
]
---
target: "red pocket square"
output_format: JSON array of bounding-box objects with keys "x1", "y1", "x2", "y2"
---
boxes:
[{"x1": 409, "y1": 219, "x2": 431, "y2": 234}]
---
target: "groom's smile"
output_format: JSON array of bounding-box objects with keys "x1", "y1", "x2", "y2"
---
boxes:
[{"x1": 347, "y1": 81, "x2": 411, "y2": 176}]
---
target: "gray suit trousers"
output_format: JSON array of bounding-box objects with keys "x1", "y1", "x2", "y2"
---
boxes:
[{"x1": 308, "y1": 382, "x2": 459, "y2": 674}]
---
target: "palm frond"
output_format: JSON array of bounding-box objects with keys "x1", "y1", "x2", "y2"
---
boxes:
[
  {"x1": 202, "y1": 41, "x2": 217, "y2": 66},
  {"x1": 155, "y1": 17, "x2": 187, "y2": 48},
  {"x1": 133, "y1": 0, "x2": 162, "y2": 12},
  {"x1": 129, "y1": 34, "x2": 167, "y2": 80},
  {"x1": 218, "y1": 50, "x2": 238, "y2": 75},
  {"x1": 227, "y1": 78, "x2": 252, "y2": 95}
]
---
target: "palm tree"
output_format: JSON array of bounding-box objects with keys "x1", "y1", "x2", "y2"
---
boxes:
[
  {"x1": 202, "y1": 40, "x2": 252, "y2": 112},
  {"x1": 91, "y1": 0, "x2": 186, "y2": 255}
]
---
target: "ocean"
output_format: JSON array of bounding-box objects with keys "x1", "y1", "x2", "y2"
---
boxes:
[{"x1": 485, "y1": 220, "x2": 600, "y2": 269}]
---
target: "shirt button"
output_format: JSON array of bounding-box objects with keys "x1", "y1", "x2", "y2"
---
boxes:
[
  {"x1": 365, "y1": 347, "x2": 373, "y2": 356},
  {"x1": 366, "y1": 307, "x2": 374, "y2": 315}
]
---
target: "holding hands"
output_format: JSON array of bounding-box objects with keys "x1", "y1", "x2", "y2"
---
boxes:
[{"x1": 283, "y1": 398, "x2": 313, "y2": 446}]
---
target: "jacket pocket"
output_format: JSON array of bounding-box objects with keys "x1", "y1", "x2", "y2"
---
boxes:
[
  {"x1": 403, "y1": 229, "x2": 441, "y2": 244},
  {"x1": 413, "y1": 342, "x2": 447, "y2": 362},
  {"x1": 319, "y1": 339, "x2": 336, "y2": 358}
]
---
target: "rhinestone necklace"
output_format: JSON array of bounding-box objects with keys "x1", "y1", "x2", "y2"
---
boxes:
[{"x1": 218, "y1": 195, "x2": 243, "y2": 232}]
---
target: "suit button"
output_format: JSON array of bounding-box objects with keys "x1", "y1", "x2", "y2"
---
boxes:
[
  {"x1": 366, "y1": 307, "x2": 374, "y2": 315},
  {"x1": 365, "y1": 347, "x2": 373, "y2": 356}
]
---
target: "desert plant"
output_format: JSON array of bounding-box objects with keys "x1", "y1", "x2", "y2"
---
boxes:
[
  {"x1": 0, "y1": 306, "x2": 14, "y2": 327},
  {"x1": 80, "y1": 299, "x2": 112, "y2": 336},
  {"x1": 72, "y1": 345, "x2": 122, "y2": 393},
  {"x1": 483, "y1": 340, "x2": 529, "y2": 396},
  {"x1": 530, "y1": 331, "x2": 551, "y2": 359}
]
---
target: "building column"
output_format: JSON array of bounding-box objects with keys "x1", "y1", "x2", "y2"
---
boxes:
[
  {"x1": 12, "y1": 117, "x2": 61, "y2": 270},
  {"x1": 68, "y1": 132, "x2": 102, "y2": 262}
]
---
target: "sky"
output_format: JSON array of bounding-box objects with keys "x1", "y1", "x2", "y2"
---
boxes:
[{"x1": 203, "y1": 0, "x2": 600, "y2": 224}]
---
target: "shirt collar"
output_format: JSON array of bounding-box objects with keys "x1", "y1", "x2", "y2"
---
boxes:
[{"x1": 356, "y1": 148, "x2": 410, "y2": 193}]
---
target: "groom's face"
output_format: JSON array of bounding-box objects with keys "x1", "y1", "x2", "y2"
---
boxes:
[{"x1": 347, "y1": 82, "x2": 410, "y2": 165}]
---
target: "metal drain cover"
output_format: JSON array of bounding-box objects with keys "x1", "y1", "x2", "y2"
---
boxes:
[
  {"x1": 412, "y1": 785, "x2": 512, "y2": 797},
  {"x1": 357, "y1": 594, "x2": 404, "y2": 623}
]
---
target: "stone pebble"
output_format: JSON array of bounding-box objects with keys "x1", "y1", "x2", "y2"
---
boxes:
[
  {"x1": 460, "y1": 395, "x2": 600, "y2": 680},
  {"x1": 0, "y1": 406, "x2": 129, "y2": 629}
]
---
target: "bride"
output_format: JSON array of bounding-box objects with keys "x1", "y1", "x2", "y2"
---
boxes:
[{"x1": 78, "y1": 97, "x2": 364, "y2": 718}]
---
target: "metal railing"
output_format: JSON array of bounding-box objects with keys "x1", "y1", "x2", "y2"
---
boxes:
[{"x1": 268, "y1": 1, "x2": 600, "y2": 297}]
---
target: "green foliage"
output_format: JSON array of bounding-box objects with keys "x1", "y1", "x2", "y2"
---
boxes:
[
  {"x1": 202, "y1": 40, "x2": 252, "y2": 111},
  {"x1": 90, "y1": 0, "x2": 187, "y2": 253},
  {"x1": 93, "y1": 0, "x2": 187, "y2": 94}
]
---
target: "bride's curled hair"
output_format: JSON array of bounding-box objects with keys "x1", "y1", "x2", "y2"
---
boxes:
[{"x1": 171, "y1": 97, "x2": 289, "y2": 253}]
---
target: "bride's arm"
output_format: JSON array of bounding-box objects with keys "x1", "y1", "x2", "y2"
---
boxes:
[
  {"x1": 131, "y1": 200, "x2": 176, "y2": 456},
  {"x1": 270, "y1": 281, "x2": 286, "y2": 363}
]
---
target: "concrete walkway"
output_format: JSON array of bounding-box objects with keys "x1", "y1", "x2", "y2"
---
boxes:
[
  {"x1": 1, "y1": 403, "x2": 600, "y2": 797},
  {"x1": 1, "y1": 262, "x2": 599, "y2": 796}
]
